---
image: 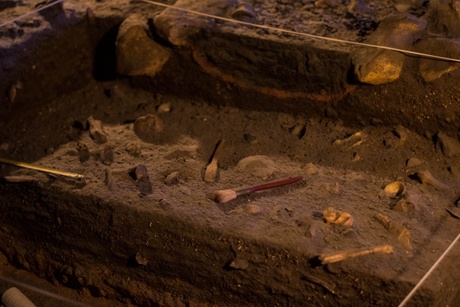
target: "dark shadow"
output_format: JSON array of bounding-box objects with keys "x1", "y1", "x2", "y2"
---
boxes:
[{"x1": 93, "y1": 23, "x2": 121, "y2": 81}]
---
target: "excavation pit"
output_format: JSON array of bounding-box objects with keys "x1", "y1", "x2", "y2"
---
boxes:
[{"x1": 1, "y1": 1, "x2": 460, "y2": 306}]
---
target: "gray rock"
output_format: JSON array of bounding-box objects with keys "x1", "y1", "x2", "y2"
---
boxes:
[
  {"x1": 116, "y1": 15, "x2": 171, "y2": 77},
  {"x1": 352, "y1": 13, "x2": 427, "y2": 85}
]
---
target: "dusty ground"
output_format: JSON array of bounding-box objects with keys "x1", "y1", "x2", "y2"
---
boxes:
[{"x1": 1, "y1": 0, "x2": 460, "y2": 306}]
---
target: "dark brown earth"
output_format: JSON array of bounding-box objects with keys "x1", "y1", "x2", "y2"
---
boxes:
[{"x1": 1, "y1": 0, "x2": 460, "y2": 306}]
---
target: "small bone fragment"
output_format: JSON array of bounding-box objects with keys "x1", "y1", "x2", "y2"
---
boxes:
[
  {"x1": 375, "y1": 213, "x2": 413, "y2": 250},
  {"x1": 244, "y1": 204, "x2": 262, "y2": 215},
  {"x1": 87, "y1": 116, "x2": 108, "y2": 144},
  {"x1": 323, "y1": 207, "x2": 354, "y2": 227},
  {"x1": 2, "y1": 175, "x2": 37, "y2": 183},
  {"x1": 333, "y1": 131, "x2": 363, "y2": 145},
  {"x1": 318, "y1": 245, "x2": 393, "y2": 265},
  {"x1": 157, "y1": 102, "x2": 172, "y2": 114},
  {"x1": 204, "y1": 139, "x2": 225, "y2": 183},
  {"x1": 383, "y1": 181, "x2": 406, "y2": 198}
]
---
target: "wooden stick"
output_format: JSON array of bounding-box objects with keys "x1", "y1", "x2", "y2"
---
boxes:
[{"x1": 0, "y1": 157, "x2": 84, "y2": 179}]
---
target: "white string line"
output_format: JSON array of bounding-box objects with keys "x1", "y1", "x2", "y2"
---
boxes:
[
  {"x1": 140, "y1": 0, "x2": 460, "y2": 64},
  {"x1": 0, "y1": 0, "x2": 64, "y2": 28},
  {"x1": 398, "y1": 232, "x2": 460, "y2": 307},
  {"x1": 0, "y1": 275, "x2": 91, "y2": 307}
]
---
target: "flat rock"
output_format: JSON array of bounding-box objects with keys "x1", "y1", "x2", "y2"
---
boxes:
[{"x1": 236, "y1": 155, "x2": 277, "y2": 179}]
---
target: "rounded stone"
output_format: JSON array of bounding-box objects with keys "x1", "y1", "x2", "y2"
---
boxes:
[{"x1": 133, "y1": 114, "x2": 164, "y2": 142}]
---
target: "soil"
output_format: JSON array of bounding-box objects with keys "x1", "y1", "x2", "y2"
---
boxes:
[{"x1": 1, "y1": 0, "x2": 460, "y2": 306}]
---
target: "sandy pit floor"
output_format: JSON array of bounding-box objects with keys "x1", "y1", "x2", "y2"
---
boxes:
[{"x1": 1, "y1": 79, "x2": 460, "y2": 305}]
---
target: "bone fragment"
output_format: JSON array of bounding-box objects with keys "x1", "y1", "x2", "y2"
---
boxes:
[
  {"x1": 318, "y1": 244, "x2": 393, "y2": 264},
  {"x1": 375, "y1": 213, "x2": 413, "y2": 250}
]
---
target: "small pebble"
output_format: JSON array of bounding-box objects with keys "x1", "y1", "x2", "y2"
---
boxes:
[
  {"x1": 244, "y1": 204, "x2": 262, "y2": 215},
  {"x1": 304, "y1": 163, "x2": 319, "y2": 175},
  {"x1": 77, "y1": 142, "x2": 90, "y2": 163},
  {"x1": 99, "y1": 146, "x2": 114, "y2": 165},
  {"x1": 165, "y1": 171, "x2": 179, "y2": 185},
  {"x1": 157, "y1": 103, "x2": 172, "y2": 114},
  {"x1": 277, "y1": 113, "x2": 296, "y2": 130},
  {"x1": 134, "y1": 252, "x2": 149, "y2": 266},
  {"x1": 243, "y1": 133, "x2": 257, "y2": 144},
  {"x1": 393, "y1": 200, "x2": 415, "y2": 212},
  {"x1": 126, "y1": 142, "x2": 141, "y2": 157},
  {"x1": 406, "y1": 157, "x2": 423, "y2": 168},
  {"x1": 227, "y1": 258, "x2": 249, "y2": 270},
  {"x1": 130, "y1": 165, "x2": 152, "y2": 195},
  {"x1": 393, "y1": 125, "x2": 408, "y2": 142}
]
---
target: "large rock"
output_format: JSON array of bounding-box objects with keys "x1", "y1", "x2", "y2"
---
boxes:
[
  {"x1": 116, "y1": 15, "x2": 171, "y2": 77},
  {"x1": 153, "y1": 0, "x2": 256, "y2": 47},
  {"x1": 416, "y1": 37, "x2": 460, "y2": 82},
  {"x1": 352, "y1": 13, "x2": 426, "y2": 85},
  {"x1": 424, "y1": 0, "x2": 460, "y2": 38}
]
